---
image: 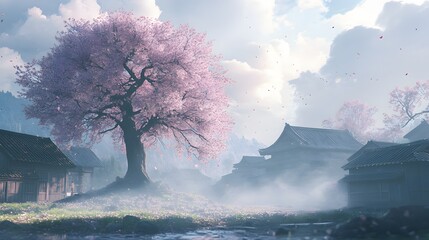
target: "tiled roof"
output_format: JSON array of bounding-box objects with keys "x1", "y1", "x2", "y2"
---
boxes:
[
  {"x1": 347, "y1": 141, "x2": 398, "y2": 162},
  {"x1": 343, "y1": 140, "x2": 429, "y2": 170},
  {"x1": 233, "y1": 156, "x2": 265, "y2": 168},
  {"x1": 63, "y1": 147, "x2": 103, "y2": 168},
  {"x1": 340, "y1": 172, "x2": 403, "y2": 182},
  {"x1": 0, "y1": 129, "x2": 74, "y2": 167},
  {"x1": 259, "y1": 123, "x2": 362, "y2": 155},
  {"x1": 403, "y1": 120, "x2": 429, "y2": 141},
  {"x1": 0, "y1": 169, "x2": 39, "y2": 180}
]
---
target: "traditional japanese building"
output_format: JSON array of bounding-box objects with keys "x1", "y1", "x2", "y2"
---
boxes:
[
  {"x1": 0, "y1": 129, "x2": 75, "y2": 202},
  {"x1": 64, "y1": 147, "x2": 102, "y2": 194},
  {"x1": 342, "y1": 140, "x2": 429, "y2": 208},
  {"x1": 347, "y1": 140, "x2": 398, "y2": 162},
  {"x1": 260, "y1": 123, "x2": 362, "y2": 156},
  {"x1": 404, "y1": 120, "x2": 429, "y2": 142},
  {"x1": 217, "y1": 156, "x2": 267, "y2": 188},
  {"x1": 258, "y1": 123, "x2": 362, "y2": 180},
  {"x1": 231, "y1": 156, "x2": 267, "y2": 177},
  {"x1": 216, "y1": 124, "x2": 362, "y2": 194}
]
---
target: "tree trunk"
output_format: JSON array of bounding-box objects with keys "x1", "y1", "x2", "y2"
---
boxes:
[{"x1": 121, "y1": 117, "x2": 151, "y2": 187}]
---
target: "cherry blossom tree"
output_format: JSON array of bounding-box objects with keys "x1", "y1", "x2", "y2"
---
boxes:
[
  {"x1": 384, "y1": 81, "x2": 429, "y2": 128},
  {"x1": 322, "y1": 100, "x2": 377, "y2": 142},
  {"x1": 16, "y1": 12, "x2": 231, "y2": 186}
]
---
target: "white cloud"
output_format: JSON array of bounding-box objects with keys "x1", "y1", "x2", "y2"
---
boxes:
[
  {"x1": 59, "y1": 0, "x2": 100, "y2": 20},
  {"x1": 99, "y1": 0, "x2": 161, "y2": 19},
  {"x1": 0, "y1": 47, "x2": 25, "y2": 95},
  {"x1": 298, "y1": 0, "x2": 328, "y2": 12},
  {"x1": 0, "y1": 1, "x2": 104, "y2": 61},
  {"x1": 327, "y1": 0, "x2": 429, "y2": 31},
  {"x1": 292, "y1": 1, "x2": 429, "y2": 129},
  {"x1": 327, "y1": 1, "x2": 385, "y2": 30},
  {"x1": 157, "y1": 0, "x2": 277, "y2": 58},
  {"x1": 0, "y1": 0, "x2": 162, "y2": 61},
  {"x1": 290, "y1": 33, "x2": 330, "y2": 74},
  {"x1": 27, "y1": 7, "x2": 47, "y2": 19},
  {"x1": 223, "y1": 59, "x2": 285, "y2": 144},
  {"x1": 3, "y1": 7, "x2": 64, "y2": 60},
  {"x1": 248, "y1": 0, "x2": 277, "y2": 33},
  {"x1": 222, "y1": 39, "x2": 298, "y2": 144},
  {"x1": 156, "y1": 0, "x2": 333, "y2": 143}
]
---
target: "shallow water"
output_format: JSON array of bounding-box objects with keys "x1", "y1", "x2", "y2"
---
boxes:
[{"x1": 0, "y1": 228, "x2": 329, "y2": 240}]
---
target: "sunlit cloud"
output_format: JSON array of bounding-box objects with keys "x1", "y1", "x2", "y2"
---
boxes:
[
  {"x1": 99, "y1": 0, "x2": 161, "y2": 19},
  {"x1": 298, "y1": 0, "x2": 328, "y2": 12},
  {"x1": 59, "y1": 0, "x2": 100, "y2": 20},
  {"x1": 293, "y1": 1, "x2": 429, "y2": 130},
  {"x1": 0, "y1": 47, "x2": 25, "y2": 94}
]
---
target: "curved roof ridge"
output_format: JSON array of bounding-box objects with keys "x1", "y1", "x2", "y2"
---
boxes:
[
  {"x1": 0, "y1": 128, "x2": 50, "y2": 140},
  {"x1": 291, "y1": 125, "x2": 349, "y2": 132},
  {"x1": 343, "y1": 139, "x2": 429, "y2": 169},
  {"x1": 288, "y1": 124, "x2": 309, "y2": 145},
  {"x1": 259, "y1": 123, "x2": 362, "y2": 155}
]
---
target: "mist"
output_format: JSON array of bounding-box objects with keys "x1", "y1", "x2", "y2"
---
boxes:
[{"x1": 79, "y1": 130, "x2": 346, "y2": 213}]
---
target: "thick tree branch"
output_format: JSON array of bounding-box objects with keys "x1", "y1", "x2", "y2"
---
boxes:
[
  {"x1": 140, "y1": 64, "x2": 154, "y2": 81},
  {"x1": 402, "y1": 110, "x2": 429, "y2": 127},
  {"x1": 138, "y1": 116, "x2": 159, "y2": 135},
  {"x1": 123, "y1": 62, "x2": 139, "y2": 82},
  {"x1": 99, "y1": 122, "x2": 119, "y2": 134},
  {"x1": 122, "y1": 61, "x2": 154, "y2": 100},
  {"x1": 84, "y1": 109, "x2": 120, "y2": 124}
]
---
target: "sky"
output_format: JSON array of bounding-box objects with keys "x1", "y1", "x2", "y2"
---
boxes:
[{"x1": 1, "y1": 0, "x2": 429, "y2": 146}]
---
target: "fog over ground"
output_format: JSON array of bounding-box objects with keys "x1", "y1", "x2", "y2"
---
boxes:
[{"x1": 1, "y1": 0, "x2": 429, "y2": 209}]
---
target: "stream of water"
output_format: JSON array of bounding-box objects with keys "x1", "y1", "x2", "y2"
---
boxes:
[{"x1": 0, "y1": 226, "x2": 330, "y2": 240}]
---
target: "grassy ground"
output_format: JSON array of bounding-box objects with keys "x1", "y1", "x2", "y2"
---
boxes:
[{"x1": 0, "y1": 189, "x2": 364, "y2": 236}]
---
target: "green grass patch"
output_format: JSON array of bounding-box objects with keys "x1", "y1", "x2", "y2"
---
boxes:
[{"x1": 0, "y1": 191, "x2": 368, "y2": 235}]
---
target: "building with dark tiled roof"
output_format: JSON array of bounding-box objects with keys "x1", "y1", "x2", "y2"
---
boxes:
[
  {"x1": 347, "y1": 140, "x2": 398, "y2": 162},
  {"x1": 342, "y1": 140, "x2": 429, "y2": 208},
  {"x1": 63, "y1": 147, "x2": 103, "y2": 194},
  {"x1": 232, "y1": 156, "x2": 266, "y2": 175},
  {"x1": 216, "y1": 156, "x2": 267, "y2": 188},
  {"x1": 257, "y1": 123, "x2": 362, "y2": 179},
  {"x1": 259, "y1": 123, "x2": 362, "y2": 155},
  {"x1": 404, "y1": 120, "x2": 429, "y2": 142},
  {"x1": 215, "y1": 124, "x2": 362, "y2": 199},
  {"x1": 0, "y1": 129, "x2": 75, "y2": 202}
]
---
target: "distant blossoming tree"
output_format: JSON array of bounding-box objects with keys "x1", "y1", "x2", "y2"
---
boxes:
[
  {"x1": 16, "y1": 12, "x2": 231, "y2": 186},
  {"x1": 322, "y1": 100, "x2": 377, "y2": 142},
  {"x1": 384, "y1": 81, "x2": 429, "y2": 128}
]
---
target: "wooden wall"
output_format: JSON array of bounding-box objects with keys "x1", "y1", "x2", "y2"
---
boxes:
[{"x1": 0, "y1": 168, "x2": 68, "y2": 203}]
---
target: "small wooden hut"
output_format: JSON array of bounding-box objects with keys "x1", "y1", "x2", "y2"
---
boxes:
[{"x1": 0, "y1": 129, "x2": 75, "y2": 202}]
